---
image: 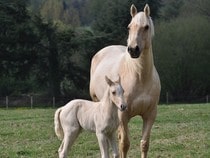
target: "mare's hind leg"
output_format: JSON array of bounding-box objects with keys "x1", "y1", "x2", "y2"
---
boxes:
[
  {"x1": 118, "y1": 113, "x2": 130, "y2": 158},
  {"x1": 59, "y1": 127, "x2": 80, "y2": 158},
  {"x1": 140, "y1": 107, "x2": 157, "y2": 158}
]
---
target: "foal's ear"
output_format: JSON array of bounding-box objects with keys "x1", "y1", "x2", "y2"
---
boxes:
[
  {"x1": 144, "y1": 4, "x2": 150, "y2": 17},
  {"x1": 130, "y1": 4, "x2": 137, "y2": 17},
  {"x1": 117, "y1": 75, "x2": 121, "y2": 83},
  {"x1": 105, "y1": 76, "x2": 113, "y2": 86}
]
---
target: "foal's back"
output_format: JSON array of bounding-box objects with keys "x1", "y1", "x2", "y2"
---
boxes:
[{"x1": 60, "y1": 99, "x2": 100, "y2": 132}]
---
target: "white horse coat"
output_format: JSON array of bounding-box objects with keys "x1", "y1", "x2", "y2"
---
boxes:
[
  {"x1": 55, "y1": 76, "x2": 127, "y2": 158},
  {"x1": 90, "y1": 4, "x2": 161, "y2": 158}
]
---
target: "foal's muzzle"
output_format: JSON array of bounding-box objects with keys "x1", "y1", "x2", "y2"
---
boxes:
[
  {"x1": 127, "y1": 46, "x2": 141, "y2": 58},
  {"x1": 120, "y1": 104, "x2": 127, "y2": 111}
]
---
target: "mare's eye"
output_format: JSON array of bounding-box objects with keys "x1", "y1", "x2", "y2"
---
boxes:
[{"x1": 144, "y1": 25, "x2": 149, "y2": 30}]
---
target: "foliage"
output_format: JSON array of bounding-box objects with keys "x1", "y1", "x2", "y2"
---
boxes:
[
  {"x1": 0, "y1": 0, "x2": 40, "y2": 95},
  {"x1": 90, "y1": 0, "x2": 162, "y2": 44},
  {"x1": 154, "y1": 15, "x2": 210, "y2": 101},
  {"x1": 160, "y1": 0, "x2": 183, "y2": 20},
  {"x1": 31, "y1": 0, "x2": 89, "y2": 26},
  {"x1": 0, "y1": 0, "x2": 210, "y2": 102}
]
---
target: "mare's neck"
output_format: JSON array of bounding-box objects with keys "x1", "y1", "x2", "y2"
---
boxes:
[
  {"x1": 124, "y1": 46, "x2": 154, "y2": 83},
  {"x1": 140, "y1": 47, "x2": 154, "y2": 81}
]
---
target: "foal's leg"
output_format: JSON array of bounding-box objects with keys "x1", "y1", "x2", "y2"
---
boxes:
[
  {"x1": 118, "y1": 115, "x2": 130, "y2": 158},
  {"x1": 96, "y1": 132, "x2": 109, "y2": 158},
  {"x1": 141, "y1": 108, "x2": 157, "y2": 158},
  {"x1": 59, "y1": 127, "x2": 80, "y2": 158},
  {"x1": 58, "y1": 141, "x2": 64, "y2": 154},
  {"x1": 108, "y1": 133, "x2": 119, "y2": 158}
]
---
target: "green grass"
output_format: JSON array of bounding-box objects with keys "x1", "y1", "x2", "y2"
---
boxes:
[{"x1": 0, "y1": 104, "x2": 210, "y2": 158}]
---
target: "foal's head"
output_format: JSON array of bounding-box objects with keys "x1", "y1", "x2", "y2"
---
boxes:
[
  {"x1": 105, "y1": 76, "x2": 127, "y2": 111},
  {"x1": 127, "y1": 4, "x2": 154, "y2": 58}
]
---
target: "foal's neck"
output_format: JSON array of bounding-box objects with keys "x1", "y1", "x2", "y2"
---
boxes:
[{"x1": 101, "y1": 88, "x2": 118, "y2": 116}]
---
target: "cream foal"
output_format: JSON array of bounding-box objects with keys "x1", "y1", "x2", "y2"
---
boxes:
[{"x1": 54, "y1": 76, "x2": 127, "y2": 158}]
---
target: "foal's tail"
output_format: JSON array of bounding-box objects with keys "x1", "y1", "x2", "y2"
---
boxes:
[{"x1": 54, "y1": 108, "x2": 64, "y2": 140}]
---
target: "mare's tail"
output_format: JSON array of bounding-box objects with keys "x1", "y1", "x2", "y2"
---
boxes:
[{"x1": 54, "y1": 108, "x2": 64, "y2": 140}]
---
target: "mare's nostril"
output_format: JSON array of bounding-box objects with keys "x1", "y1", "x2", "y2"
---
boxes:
[
  {"x1": 128, "y1": 46, "x2": 139, "y2": 54},
  {"x1": 127, "y1": 47, "x2": 131, "y2": 53},
  {"x1": 135, "y1": 46, "x2": 139, "y2": 52}
]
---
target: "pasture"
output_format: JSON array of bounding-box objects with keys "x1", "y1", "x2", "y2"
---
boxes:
[{"x1": 0, "y1": 104, "x2": 209, "y2": 158}]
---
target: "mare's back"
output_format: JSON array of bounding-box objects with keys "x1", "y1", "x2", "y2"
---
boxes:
[
  {"x1": 92, "y1": 45, "x2": 126, "y2": 72},
  {"x1": 90, "y1": 45, "x2": 126, "y2": 99}
]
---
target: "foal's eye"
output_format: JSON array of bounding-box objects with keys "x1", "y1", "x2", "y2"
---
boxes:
[
  {"x1": 112, "y1": 91, "x2": 116, "y2": 95},
  {"x1": 144, "y1": 25, "x2": 149, "y2": 30}
]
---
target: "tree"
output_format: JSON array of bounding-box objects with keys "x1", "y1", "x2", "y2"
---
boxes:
[
  {"x1": 0, "y1": 0, "x2": 40, "y2": 95},
  {"x1": 197, "y1": 0, "x2": 210, "y2": 19},
  {"x1": 57, "y1": 26, "x2": 106, "y2": 99},
  {"x1": 40, "y1": 0, "x2": 81, "y2": 26},
  {"x1": 90, "y1": 0, "x2": 162, "y2": 45},
  {"x1": 160, "y1": 0, "x2": 183, "y2": 21},
  {"x1": 32, "y1": 16, "x2": 61, "y2": 97},
  {"x1": 154, "y1": 16, "x2": 210, "y2": 101}
]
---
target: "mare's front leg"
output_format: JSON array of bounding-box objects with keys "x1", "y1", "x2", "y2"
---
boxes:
[
  {"x1": 108, "y1": 133, "x2": 119, "y2": 158},
  {"x1": 96, "y1": 132, "x2": 109, "y2": 158},
  {"x1": 118, "y1": 112, "x2": 130, "y2": 158},
  {"x1": 141, "y1": 107, "x2": 157, "y2": 158}
]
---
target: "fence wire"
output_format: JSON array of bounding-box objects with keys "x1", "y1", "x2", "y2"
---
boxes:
[
  {"x1": 0, "y1": 96, "x2": 71, "y2": 108},
  {"x1": 0, "y1": 94, "x2": 209, "y2": 108}
]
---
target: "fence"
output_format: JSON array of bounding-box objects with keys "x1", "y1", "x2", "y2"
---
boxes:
[
  {"x1": 0, "y1": 96, "x2": 72, "y2": 108},
  {"x1": 163, "y1": 92, "x2": 209, "y2": 104},
  {"x1": 0, "y1": 93, "x2": 209, "y2": 108}
]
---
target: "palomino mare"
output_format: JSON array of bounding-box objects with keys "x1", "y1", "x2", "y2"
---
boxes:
[
  {"x1": 54, "y1": 76, "x2": 127, "y2": 158},
  {"x1": 89, "y1": 4, "x2": 161, "y2": 158}
]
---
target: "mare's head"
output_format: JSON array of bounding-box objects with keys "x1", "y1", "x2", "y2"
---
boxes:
[
  {"x1": 105, "y1": 76, "x2": 127, "y2": 111},
  {"x1": 127, "y1": 4, "x2": 154, "y2": 58}
]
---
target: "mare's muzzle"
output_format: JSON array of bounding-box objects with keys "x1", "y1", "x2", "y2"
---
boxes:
[{"x1": 127, "y1": 46, "x2": 141, "y2": 58}]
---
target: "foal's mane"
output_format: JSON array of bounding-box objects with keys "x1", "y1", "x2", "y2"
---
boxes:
[{"x1": 101, "y1": 85, "x2": 110, "y2": 104}]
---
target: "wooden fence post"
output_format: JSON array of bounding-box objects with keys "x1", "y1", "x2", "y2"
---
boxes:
[
  {"x1": 30, "y1": 96, "x2": 33, "y2": 109},
  {"x1": 6, "y1": 96, "x2": 8, "y2": 109},
  {"x1": 53, "y1": 97, "x2": 55, "y2": 108},
  {"x1": 166, "y1": 92, "x2": 169, "y2": 105}
]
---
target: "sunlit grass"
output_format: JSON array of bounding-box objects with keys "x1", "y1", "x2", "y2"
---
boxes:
[{"x1": 0, "y1": 104, "x2": 209, "y2": 158}]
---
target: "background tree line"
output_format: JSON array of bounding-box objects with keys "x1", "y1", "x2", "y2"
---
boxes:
[{"x1": 0, "y1": 0, "x2": 210, "y2": 102}]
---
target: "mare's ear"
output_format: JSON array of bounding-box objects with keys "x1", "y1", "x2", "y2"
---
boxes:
[
  {"x1": 105, "y1": 76, "x2": 113, "y2": 86},
  {"x1": 144, "y1": 4, "x2": 150, "y2": 17},
  {"x1": 130, "y1": 4, "x2": 137, "y2": 17}
]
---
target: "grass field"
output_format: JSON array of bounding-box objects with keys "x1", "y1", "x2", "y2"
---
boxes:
[{"x1": 0, "y1": 104, "x2": 210, "y2": 158}]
